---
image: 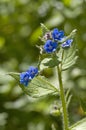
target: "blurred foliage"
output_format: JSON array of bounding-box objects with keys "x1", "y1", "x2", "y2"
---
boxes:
[{"x1": 0, "y1": 0, "x2": 86, "y2": 130}]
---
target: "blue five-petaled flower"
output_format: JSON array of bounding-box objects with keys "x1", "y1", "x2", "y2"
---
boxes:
[
  {"x1": 52, "y1": 28, "x2": 64, "y2": 41},
  {"x1": 20, "y1": 72, "x2": 30, "y2": 86},
  {"x1": 20, "y1": 66, "x2": 38, "y2": 86},
  {"x1": 27, "y1": 66, "x2": 38, "y2": 79},
  {"x1": 62, "y1": 39, "x2": 73, "y2": 48},
  {"x1": 44, "y1": 40, "x2": 58, "y2": 53}
]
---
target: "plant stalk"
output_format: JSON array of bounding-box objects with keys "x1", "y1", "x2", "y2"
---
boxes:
[{"x1": 57, "y1": 65, "x2": 69, "y2": 130}]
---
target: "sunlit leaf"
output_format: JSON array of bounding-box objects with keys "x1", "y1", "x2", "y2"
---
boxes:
[
  {"x1": 61, "y1": 41, "x2": 78, "y2": 71},
  {"x1": 60, "y1": 29, "x2": 77, "y2": 43},
  {"x1": 40, "y1": 23, "x2": 49, "y2": 36},
  {"x1": 65, "y1": 89, "x2": 72, "y2": 109},
  {"x1": 8, "y1": 72, "x2": 58, "y2": 98},
  {"x1": 40, "y1": 55, "x2": 60, "y2": 70},
  {"x1": 43, "y1": 58, "x2": 59, "y2": 67},
  {"x1": 40, "y1": 58, "x2": 51, "y2": 71},
  {"x1": 80, "y1": 99, "x2": 86, "y2": 113},
  {"x1": 70, "y1": 118, "x2": 86, "y2": 130}
]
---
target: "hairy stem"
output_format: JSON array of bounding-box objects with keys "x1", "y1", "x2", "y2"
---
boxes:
[{"x1": 57, "y1": 65, "x2": 69, "y2": 130}]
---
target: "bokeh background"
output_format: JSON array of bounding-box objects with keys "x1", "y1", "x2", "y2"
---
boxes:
[{"x1": 0, "y1": 0, "x2": 86, "y2": 130}]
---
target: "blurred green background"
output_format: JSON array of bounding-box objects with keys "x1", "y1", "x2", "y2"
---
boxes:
[{"x1": 0, "y1": 0, "x2": 86, "y2": 130}]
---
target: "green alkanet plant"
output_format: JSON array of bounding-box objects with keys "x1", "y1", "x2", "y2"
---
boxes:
[{"x1": 7, "y1": 24, "x2": 86, "y2": 130}]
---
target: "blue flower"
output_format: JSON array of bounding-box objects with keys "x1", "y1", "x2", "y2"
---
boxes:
[
  {"x1": 27, "y1": 66, "x2": 38, "y2": 79},
  {"x1": 44, "y1": 40, "x2": 58, "y2": 53},
  {"x1": 20, "y1": 66, "x2": 38, "y2": 86},
  {"x1": 52, "y1": 28, "x2": 64, "y2": 40},
  {"x1": 62, "y1": 39, "x2": 73, "y2": 48},
  {"x1": 20, "y1": 72, "x2": 30, "y2": 86}
]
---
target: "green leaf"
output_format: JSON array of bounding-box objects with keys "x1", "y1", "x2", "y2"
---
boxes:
[
  {"x1": 8, "y1": 72, "x2": 58, "y2": 98},
  {"x1": 40, "y1": 55, "x2": 60, "y2": 70},
  {"x1": 61, "y1": 41, "x2": 78, "y2": 71},
  {"x1": 65, "y1": 89, "x2": 72, "y2": 109},
  {"x1": 40, "y1": 23, "x2": 49, "y2": 36},
  {"x1": 43, "y1": 58, "x2": 59, "y2": 67},
  {"x1": 40, "y1": 58, "x2": 49, "y2": 71},
  {"x1": 44, "y1": 55, "x2": 60, "y2": 67},
  {"x1": 70, "y1": 118, "x2": 86, "y2": 130},
  {"x1": 80, "y1": 99, "x2": 86, "y2": 113},
  {"x1": 60, "y1": 29, "x2": 77, "y2": 43}
]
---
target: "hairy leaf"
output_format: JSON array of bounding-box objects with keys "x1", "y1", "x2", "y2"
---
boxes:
[
  {"x1": 40, "y1": 55, "x2": 60, "y2": 70},
  {"x1": 65, "y1": 89, "x2": 72, "y2": 109},
  {"x1": 60, "y1": 29, "x2": 77, "y2": 43},
  {"x1": 8, "y1": 72, "x2": 58, "y2": 98},
  {"x1": 40, "y1": 23, "x2": 49, "y2": 36},
  {"x1": 43, "y1": 58, "x2": 59, "y2": 67},
  {"x1": 61, "y1": 41, "x2": 78, "y2": 71},
  {"x1": 40, "y1": 58, "x2": 49, "y2": 71},
  {"x1": 70, "y1": 118, "x2": 86, "y2": 130},
  {"x1": 80, "y1": 99, "x2": 86, "y2": 113}
]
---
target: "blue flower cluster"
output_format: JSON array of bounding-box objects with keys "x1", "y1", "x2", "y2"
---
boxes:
[
  {"x1": 20, "y1": 66, "x2": 38, "y2": 86},
  {"x1": 20, "y1": 27, "x2": 73, "y2": 86},
  {"x1": 43, "y1": 28, "x2": 73, "y2": 53}
]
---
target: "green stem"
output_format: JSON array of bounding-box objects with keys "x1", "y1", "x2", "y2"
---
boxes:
[{"x1": 57, "y1": 65, "x2": 69, "y2": 130}]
